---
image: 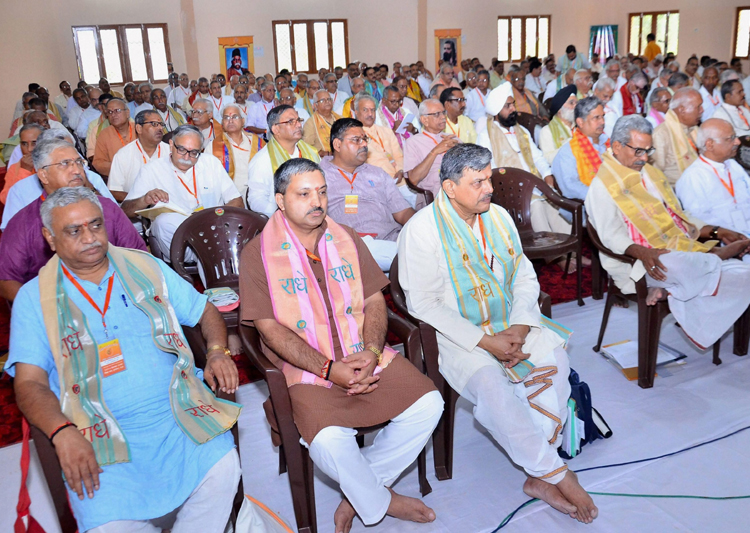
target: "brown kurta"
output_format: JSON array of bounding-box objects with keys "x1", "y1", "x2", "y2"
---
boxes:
[{"x1": 239, "y1": 222, "x2": 436, "y2": 444}]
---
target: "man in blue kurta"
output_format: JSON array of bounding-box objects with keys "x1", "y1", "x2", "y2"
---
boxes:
[{"x1": 7, "y1": 186, "x2": 242, "y2": 533}]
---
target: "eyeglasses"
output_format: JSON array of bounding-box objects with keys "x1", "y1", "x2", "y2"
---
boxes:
[
  {"x1": 715, "y1": 134, "x2": 738, "y2": 143},
  {"x1": 624, "y1": 143, "x2": 656, "y2": 157},
  {"x1": 447, "y1": 98, "x2": 466, "y2": 103},
  {"x1": 191, "y1": 110, "x2": 209, "y2": 116},
  {"x1": 106, "y1": 108, "x2": 126, "y2": 116},
  {"x1": 280, "y1": 96, "x2": 295, "y2": 102},
  {"x1": 316, "y1": 98, "x2": 333, "y2": 104},
  {"x1": 41, "y1": 158, "x2": 88, "y2": 170},
  {"x1": 422, "y1": 110, "x2": 446, "y2": 118},
  {"x1": 347, "y1": 135, "x2": 370, "y2": 145},
  {"x1": 143, "y1": 121, "x2": 165, "y2": 128},
  {"x1": 277, "y1": 117, "x2": 304, "y2": 127},
  {"x1": 173, "y1": 143, "x2": 202, "y2": 158},
  {"x1": 222, "y1": 114, "x2": 243, "y2": 121}
]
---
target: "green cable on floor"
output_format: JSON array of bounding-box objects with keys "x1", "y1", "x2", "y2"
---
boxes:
[{"x1": 495, "y1": 492, "x2": 750, "y2": 530}]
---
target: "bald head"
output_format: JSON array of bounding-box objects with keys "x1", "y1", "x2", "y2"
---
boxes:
[{"x1": 697, "y1": 118, "x2": 739, "y2": 162}]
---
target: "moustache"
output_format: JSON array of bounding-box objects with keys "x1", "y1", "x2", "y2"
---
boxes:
[
  {"x1": 306, "y1": 207, "x2": 324, "y2": 215},
  {"x1": 81, "y1": 242, "x2": 103, "y2": 252},
  {"x1": 357, "y1": 147, "x2": 368, "y2": 156},
  {"x1": 177, "y1": 158, "x2": 194, "y2": 166},
  {"x1": 632, "y1": 160, "x2": 646, "y2": 167}
]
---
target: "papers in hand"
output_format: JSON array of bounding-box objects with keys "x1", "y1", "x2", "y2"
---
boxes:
[
  {"x1": 204, "y1": 287, "x2": 240, "y2": 312},
  {"x1": 395, "y1": 113, "x2": 415, "y2": 134},
  {"x1": 135, "y1": 201, "x2": 190, "y2": 220},
  {"x1": 600, "y1": 340, "x2": 686, "y2": 381}
]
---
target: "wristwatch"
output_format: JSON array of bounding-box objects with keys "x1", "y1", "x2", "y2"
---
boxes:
[
  {"x1": 207, "y1": 344, "x2": 231, "y2": 357},
  {"x1": 367, "y1": 346, "x2": 383, "y2": 366},
  {"x1": 709, "y1": 226, "x2": 720, "y2": 240}
]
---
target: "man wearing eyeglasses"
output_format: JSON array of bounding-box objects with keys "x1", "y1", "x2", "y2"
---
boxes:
[
  {"x1": 651, "y1": 88, "x2": 702, "y2": 185},
  {"x1": 0, "y1": 136, "x2": 145, "y2": 302},
  {"x1": 212, "y1": 103, "x2": 265, "y2": 198},
  {"x1": 278, "y1": 88, "x2": 310, "y2": 126},
  {"x1": 182, "y1": 77, "x2": 211, "y2": 114},
  {"x1": 375, "y1": 85, "x2": 419, "y2": 149},
  {"x1": 108, "y1": 109, "x2": 171, "y2": 203},
  {"x1": 93, "y1": 98, "x2": 134, "y2": 178},
  {"x1": 245, "y1": 82, "x2": 277, "y2": 137},
  {"x1": 151, "y1": 88, "x2": 185, "y2": 133},
  {"x1": 711, "y1": 80, "x2": 750, "y2": 137},
  {"x1": 167, "y1": 73, "x2": 191, "y2": 112},
  {"x1": 191, "y1": 98, "x2": 222, "y2": 150},
  {"x1": 324, "y1": 73, "x2": 347, "y2": 116},
  {"x1": 354, "y1": 94, "x2": 406, "y2": 183},
  {"x1": 586, "y1": 114, "x2": 750, "y2": 349},
  {"x1": 246, "y1": 105, "x2": 320, "y2": 216},
  {"x1": 302, "y1": 90, "x2": 342, "y2": 157},
  {"x1": 122, "y1": 124, "x2": 242, "y2": 259},
  {"x1": 208, "y1": 80, "x2": 234, "y2": 122},
  {"x1": 440, "y1": 87, "x2": 477, "y2": 144}
]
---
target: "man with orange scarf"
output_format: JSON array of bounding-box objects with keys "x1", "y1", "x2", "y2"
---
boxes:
[
  {"x1": 553, "y1": 97, "x2": 609, "y2": 201},
  {"x1": 239, "y1": 157, "x2": 442, "y2": 533}
]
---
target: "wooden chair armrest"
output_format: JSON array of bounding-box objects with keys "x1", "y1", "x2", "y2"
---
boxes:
[
  {"x1": 586, "y1": 226, "x2": 637, "y2": 265},
  {"x1": 405, "y1": 177, "x2": 435, "y2": 205},
  {"x1": 387, "y1": 309, "x2": 424, "y2": 371}
]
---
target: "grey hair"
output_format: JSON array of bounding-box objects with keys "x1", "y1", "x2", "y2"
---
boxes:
[
  {"x1": 419, "y1": 98, "x2": 440, "y2": 116},
  {"x1": 720, "y1": 69, "x2": 740, "y2": 84},
  {"x1": 353, "y1": 92, "x2": 377, "y2": 112},
  {"x1": 138, "y1": 82, "x2": 153, "y2": 91},
  {"x1": 260, "y1": 81, "x2": 274, "y2": 92},
  {"x1": 666, "y1": 60, "x2": 680, "y2": 71},
  {"x1": 604, "y1": 59, "x2": 620, "y2": 71},
  {"x1": 37, "y1": 127, "x2": 75, "y2": 145},
  {"x1": 19, "y1": 123, "x2": 45, "y2": 137},
  {"x1": 611, "y1": 115, "x2": 653, "y2": 146},
  {"x1": 696, "y1": 119, "x2": 732, "y2": 152},
  {"x1": 630, "y1": 71, "x2": 648, "y2": 86},
  {"x1": 594, "y1": 77, "x2": 616, "y2": 92},
  {"x1": 383, "y1": 85, "x2": 400, "y2": 99},
  {"x1": 171, "y1": 124, "x2": 203, "y2": 144},
  {"x1": 274, "y1": 157, "x2": 323, "y2": 194},
  {"x1": 574, "y1": 97, "x2": 603, "y2": 122},
  {"x1": 429, "y1": 84, "x2": 444, "y2": 98},
  {"x1": 324, "y1": 73, "x2": 337, "y2": 82},
  {"x1": 649, "y1": 87, "x2": 671, "y2": 105},
  {"x1": 627, "y1": 64, "x2": 641, "y2": 74},
  {"x1": 439, "y1": 143, "x2": 492, "y2": 183},
  {"x1": 220, "y1": 103, "x2": 243, "y2": 118},
  {"x1": 32, "y1": 137, "x2": 74, "y2": 171},
  {"x1": 313, "y1": 90, "x2": 329, "y2": 104},
  {"x1": 573, "y1": 69, "x2": 590, "y2": 83},
  {"x1": 134, "y1": 109, "x2": 160, "y2": 126},
  {"x1": 440, "y1": 62, "x2": 454, "y2": 74},
  {"x1": 192, "y1": 98, "x2": 211, "y2": 110},
  {"x1": 266, "y1": 104, "x2": 295, "y2": 134},
  {"x1": 669, "y1": 87, "x2": 701, "y2": 110},
  {"x1": 668, "y1": 72, "x2": 689, "y2": 88},
  {"x1": 41, "y1": 187, "x2": 103, "y2": 236}
]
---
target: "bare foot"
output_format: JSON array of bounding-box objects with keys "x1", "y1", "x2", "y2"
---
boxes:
[
  {"x1": 523, "y1": 476, "x2": 578, "y2": 518},
  {"x1": 333, "y1": 498, "x2": 356, "y2": 533},
  {"x1": 556, "y1": 257, "x2": 578, "y2": 274},
  {"x1": 556, "y1": 471, "x2": 598, "y2": 524},
  {"x1": 580, "y1": 256, "x2": 592, "y2": 268},
  {"x1": 646, "y1": 287, "x2": 667, "y2": 306},
  {"x1": 711, "y1": 239, "x2": 750, "y2": 260},
  {"x1": 386, "y1": 488, "x2": 436, "y2": 523},
  {"x1": 612, "y1": 294, "x2": 630, "y2": 308},
  {"x1": 228, "y1": 333, "x2": 242, "y2": 356}
]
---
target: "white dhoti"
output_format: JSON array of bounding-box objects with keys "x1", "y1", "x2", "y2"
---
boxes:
[
  {"x1": 89, "y1": 449, "x2": 241, "y2": 533},
  {"x1": 150, "y1": 213, "x2": 198, "y2": 263},
  {"x1": 530, "y1": 197, "x2": 572, "y2": 235},
  {"x1": 303, "y1": 391, "x2": 443, "y2": 525},
  {"x1": 460, "y1": 347, "x2": 571, "y2": 484},
  {"x1": 646, "y1": 251, "x2": 750, "y2": 348},
  {"x1": 397, "y1": 182, "x2": 418, "y2": 209},
  {"x1": 361, "y1": 236, "x2": 398, "y2": 271}
]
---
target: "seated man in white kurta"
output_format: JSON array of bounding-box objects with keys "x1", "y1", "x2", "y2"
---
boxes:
[
  {"x1": 677, "y1": 119, "x2": 750, "y2": 242},
  {"x1": 476, "y1": 82, "x2": 572, "y2": 236},
  {"x1": 585, "y1": 115, "x2": 750, "y2": 349},
  {"x1": 398, "y1": 143, "x2": 598, "y2": 525},
  {"x1": 121, "y1": 124, "x2": 243, "y2": 259}
]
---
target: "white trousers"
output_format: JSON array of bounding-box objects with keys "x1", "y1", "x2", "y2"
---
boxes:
[
  {"x1": 461, "y1": 347, "x2": 571, "y2": 484},
  {"x1": 530, "y1": 197, "x2": 572, "y2": 235},
  {"x1": 150, "y1": 213, "x2": 194, "y2": 262},
  {"x1": 303, "y1": 390, "x2": 443, "y2": 525},
  {"x1": 645, "y1": 251, "x2": 750, "y2": 348},
  {"x1": 88, "y1": 449, "x2": 241, "y2": 533},
  {"x1": 361, "y1": 236, "x2": 398, "y2": 271}
]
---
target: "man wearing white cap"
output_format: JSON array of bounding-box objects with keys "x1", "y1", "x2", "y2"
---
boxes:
[{"x1": 476, "y1": 82, "x2": 572, "y2": 237}]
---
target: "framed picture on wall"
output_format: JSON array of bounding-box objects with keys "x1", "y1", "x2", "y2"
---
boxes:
[
  {"x1": 218, "y1": 36, "x2": 254, "y2": 78},
  {"x1": 435, "y1": 29, "x2": 461, "y2": 70}
]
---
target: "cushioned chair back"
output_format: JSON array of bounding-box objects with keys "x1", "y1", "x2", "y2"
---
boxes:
[{"x1": 170, "y1": 206, "x2": 267, "y2": 289}]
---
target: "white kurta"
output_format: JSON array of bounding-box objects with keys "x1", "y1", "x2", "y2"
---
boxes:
[
  {"x1": 699, "y1": 86, "x2": 722, "y2": 123},
  {"x1": 603, "y1": 103, "x2": 621, "y2": 139},
  {"x1": 207, "y1": 94, "x2": 235, "y2": 122},
  {"x1": 227, "y1": 133, "x2": 252, "y2": 197},
  {"x1": 711, "y1": 104, "x2": 750, "y2": 137},
  {"x1": 676, "y1": 156, "x2": 750, "y2": 235},
  {"x1": 75, "y1": 107, "x2": 101, "y2": 139},
  {"x1": 108, "y1": 140, "x2": 171, "y2": 194},
  {"x1": 329, "y1": 90, "x2": 347, "y2": 115},
  {"x1": 539, "y1": 121, "x2": 572, "y2": 165},
  {"x1": 167, "y1": 86, "x2": 190, "y2": 108},
  {"x1": 245, "y1": 100, "x2": 275, "y2": 131},
  {"x1": 245, "y1": 144, "x2": 301, "y2": 216},
  {"x1": 525, "y1": 74, "x2": 546, "y2": 98},
  {"x1": 464, "y1": 88, "x2": 489, "y2": 123},
  {"x1": 397, "y1": 205, "x2": 570, "y2": 483}
]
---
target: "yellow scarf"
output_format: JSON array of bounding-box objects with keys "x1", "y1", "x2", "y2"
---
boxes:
[
  {"x1": 662, "y1": 109, "x2": 698, "y2": 173},
  {"x1": 312, "y1": 112, "x2": 341, "y2": 152},
  {"x1": 267, "y1": 136, "x2": 320, "y2": 173},
  {"x1": 486, "y1": 118, "x2": 541, "y2": 178},
  {"x1": 597, "y1": 152, "x2": 716, "y2": 252},
  {"x1": 547, "y1": 115, "x2": 572, "y2": 150}
]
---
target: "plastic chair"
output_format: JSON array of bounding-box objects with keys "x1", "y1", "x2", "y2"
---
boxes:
[
  {"x1": 238, "y1": 309, "x2": 432, "y2": 533},
  {"x1": 28, "y1": 324, "x2": 243, "y2": 533},
  {"x1": 170, "y1": 206, "x2": 267, "y2": 328},
  {"x1": 491, "y1": 167, "x2": 585, "y2": 305},
  {"x1": 587, "y1": 223, "x2": 750, "y2": 388},
  {"x1": 388, "y1": 255, "x2": 552, "y2": 482}
]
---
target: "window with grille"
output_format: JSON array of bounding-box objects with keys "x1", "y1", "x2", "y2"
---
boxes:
[
  {"x1": 497, "y1": 16, "x2": 550, "y2": 62},
  {"x1": 628, "y1": 12, "x2": 679, "y2": 57},
  {"x1": 734, "y1": 8, "x2": 750, "y2": 58},
  {"x1": 272, "y1": 20, "x2": 348, "y2": 74},
  {"x1": 72, "y1": 24, "x2": 171, "y2": 85}
]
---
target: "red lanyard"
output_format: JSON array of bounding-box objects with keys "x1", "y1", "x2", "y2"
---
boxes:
[
  {"x1": 707, "y1": 91, "x2": 720, "y2": 106},
  {"x1": 229, "y1": 135, "x2": 249, "y2": 152},
  {"x1": 423, "y1": 132, "x2": 440, "y2": 145},
  {"x1": 212, "y1": 96, "x2": 223, "y2": 112},
  {"x1": 370, "y1": 132, "x2": 386, "y2": 151},
  {"x1": 115, "y1": 123, "x2": 133, "y2": 146},
  {"x1": 446, "y1": 119, "x2": 460, "y2": 137},
  {"x1": 62, "y1": 264, "x2": 116, "y2": 335},
  {"x1": 478, "y1": 217, "x2": 494, "y2": 271},
  {"x1": 175, "y1": 167, "x2": 198, "y2": 203},
  {"x1": 337, "y1": 168, "x2": 357, "y2": 191},
  {"x1": 736, "y1": 106, "x2": 750, "y2": 128},
  {"x1": 699, "y1": 156, "x2": 735, "y2": 200},
  {"x1": 476, "y1": 88, "x2": 485, "y2": 106},
  {"x1": 135, "y1": 140, "x2": 160, "y2": 164},
  {"x1": 40, "y1": 192, "x2": 47, "y2": 201},
  {"x1": 306, "y1": 249, "x2": 322, "y2": 262}
]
